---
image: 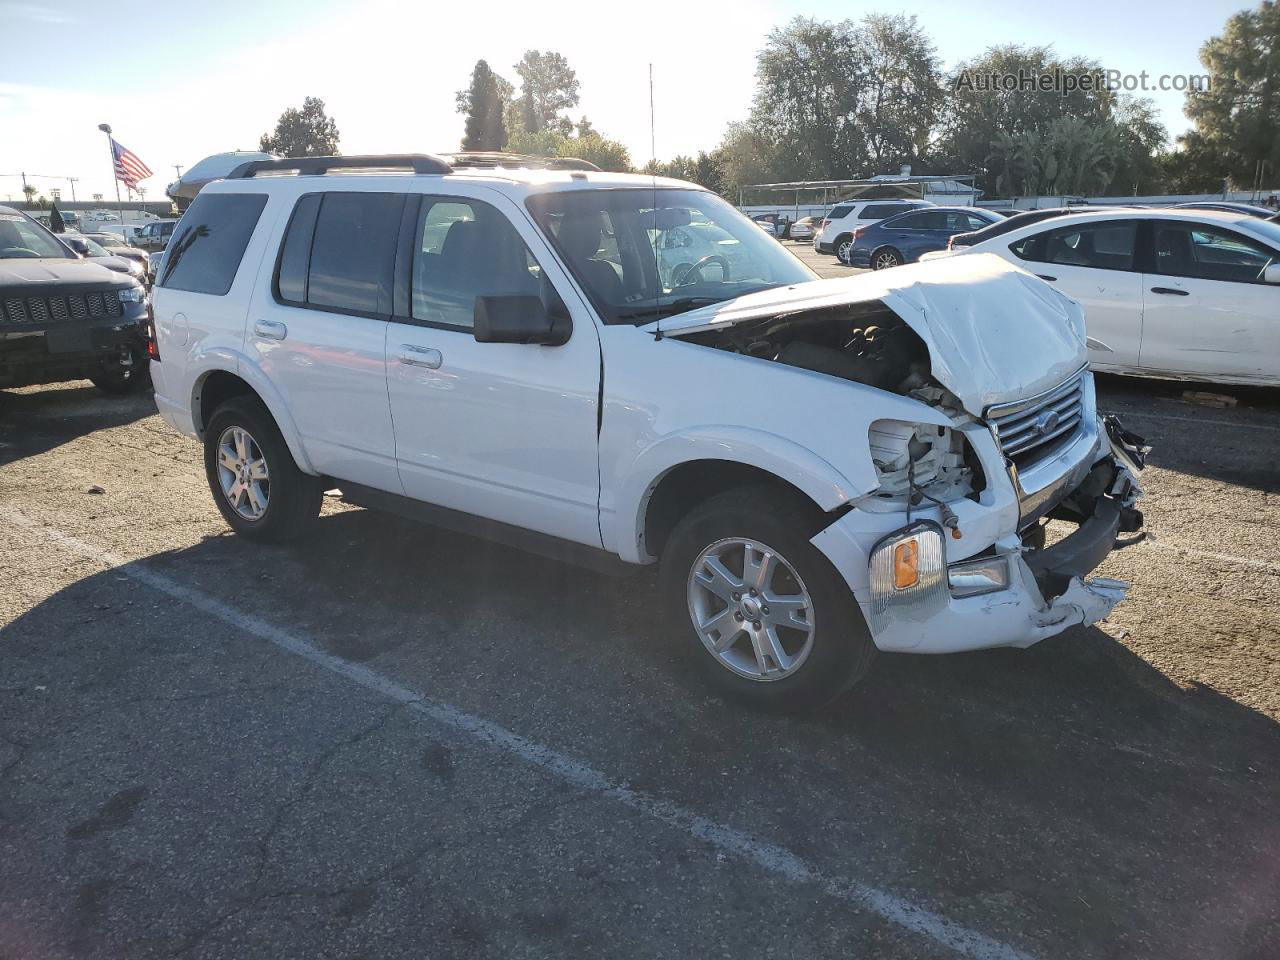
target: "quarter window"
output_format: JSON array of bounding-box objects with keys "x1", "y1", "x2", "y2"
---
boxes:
[
  {"x1": 411, "y1": 197, "x2": 543, "y2": 330},
  {"x1": 160, "y1": 192, "x2": 267, "y2": 295},
  {"x1": 1152, "y1": 222, "x2": 1276, "y2": 284},
  {"x1": 1011, "y1": 220, "x2": 1137, "y2": 272}
]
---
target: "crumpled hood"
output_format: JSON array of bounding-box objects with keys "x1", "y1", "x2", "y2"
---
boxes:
[
  {"x1": 645, "y1": 253, "x2": 1088, "y2": 413},
  {"x1": 0, "y1": 257, "x2": 132, "y2": 292}
]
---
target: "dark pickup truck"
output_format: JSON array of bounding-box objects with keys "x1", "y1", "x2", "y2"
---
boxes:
[{"x1": 0, "y1": 205, "x2": 150, "y2": 393}]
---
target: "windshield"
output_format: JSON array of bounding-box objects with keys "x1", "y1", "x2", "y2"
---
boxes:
[
  {"x1": 0, "y1": 212, "x2": 74, "y2": 259},
  {"x1": 526, "y1": 188, "x2": 814, "y2": 324},
  {"x1": 90, "y1": 234, "x2": 128, "y2": 249},
  {"x1": 67, "y1": 234, "x2": 110, "y2": 257},
  {"x1": 1245, "y1": 216, "x2": 1280, "y2": 250}
]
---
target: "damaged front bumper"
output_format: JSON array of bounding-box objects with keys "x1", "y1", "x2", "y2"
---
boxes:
[{"x1": 811, "y1": 413, "x2": 1147, "y2": 654}]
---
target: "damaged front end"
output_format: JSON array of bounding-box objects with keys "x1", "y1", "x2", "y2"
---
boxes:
[{"x1": 657, "y1": 256, "x2": 1150, "y2": 653}]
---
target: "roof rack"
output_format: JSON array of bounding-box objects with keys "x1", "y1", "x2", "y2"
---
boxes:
[
  {"x1": 226, "y1": 154, "x2": 453, "y2": 179},
  {"x1": 440, "y1": 152, "x2": 601, "y2": 173}
]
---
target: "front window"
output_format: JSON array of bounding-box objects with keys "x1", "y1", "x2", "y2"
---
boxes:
[
  {"x1": 526, "y1": 189, "x2": 814, "y2": 324},
  {"x1": 0, "y1": 212, "x2": 74, "y2": 259}
]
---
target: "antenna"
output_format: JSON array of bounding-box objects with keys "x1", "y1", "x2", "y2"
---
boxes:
[{"x1": 650, "y1": 63, "x2": 662, "y2": 341}]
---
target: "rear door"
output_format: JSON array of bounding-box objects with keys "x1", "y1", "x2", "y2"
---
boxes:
[
  {"x1": 248, "y1": 189, "x2": 403, "y2": 491},
  {"x1": 385, "y1": 190, "x2": 603, "y2": 547},
  {"x1": 1138, "y1": 219, "x2": 1280, "y2": 382},
  {"x1": 1007, "y1": 219, "x2": 1144, "y2": 370}
]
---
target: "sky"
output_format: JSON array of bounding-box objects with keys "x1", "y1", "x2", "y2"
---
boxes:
[{"x1": 0, "y1": 0, "x2": 1253, "y2": 205}]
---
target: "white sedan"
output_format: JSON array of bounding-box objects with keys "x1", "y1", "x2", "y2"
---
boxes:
[{"x1": 933, "y1": 209, "x2": 1280, "y2": 386}]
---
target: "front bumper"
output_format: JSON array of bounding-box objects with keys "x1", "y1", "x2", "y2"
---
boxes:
[
  {"x1": 811, "y1": 413, "x2": 1145, "y2": 654},
  {"x1": 0, "y1": 307, "x2": 148, "y2": 388}
]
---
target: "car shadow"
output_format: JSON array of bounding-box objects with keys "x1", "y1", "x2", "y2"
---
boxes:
[
  {"x1": 5, "y1": 504, "x2": 1278, "y2": 956},
  {"x1": 0, "y1": 383, "x2": 157, "y2": 467},
  {"x1": 1095, "y1": 373, "x2": 1280, "y2": 493}
]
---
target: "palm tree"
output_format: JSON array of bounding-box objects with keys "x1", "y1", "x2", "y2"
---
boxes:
[{"x1": 21, "y1": 184, "x2": 36, "y2": 209}]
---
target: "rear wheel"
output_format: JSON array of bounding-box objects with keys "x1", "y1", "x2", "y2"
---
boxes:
[
  {"x1": 871, "y1": 247, "x2": 904, "y2": 270},
  {"x1": 834, "y1": 234, "x2": 854, "y2": 263},
  {"x1": 203, "y1": 395, "x2": 321, "y2": 542},
  {"x1": 660, "y1": 486, "x2": 876, "y2": 711}
]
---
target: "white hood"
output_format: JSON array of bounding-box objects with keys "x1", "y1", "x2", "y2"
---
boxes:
[{"x1": 646, "y1": 254, "x2": 1088, "y2": 414}]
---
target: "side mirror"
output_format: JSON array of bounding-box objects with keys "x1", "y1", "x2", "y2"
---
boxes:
[
  {"x1": 66, "y1": 237, "x2": 90, "y2": 256},
  {"x1": 474, "y1": 294, "x2": 570, "y2": 346},
  {"x1": 1265, "y1": 263, "x2": 1280, "y2": 285}
]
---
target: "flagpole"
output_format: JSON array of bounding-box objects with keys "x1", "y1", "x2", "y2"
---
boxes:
[{"x1": 97, "y1": 123, "x2": 123, "y2": 228}]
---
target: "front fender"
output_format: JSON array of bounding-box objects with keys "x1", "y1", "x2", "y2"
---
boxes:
[
  {"x1": 611, "y1": 427, "x2": 876, "y2": 564},
  {"x1": 189, "y1": 348, "x2": 317, "y2": 476}
]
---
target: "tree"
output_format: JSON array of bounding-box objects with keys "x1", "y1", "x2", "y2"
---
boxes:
[
  {"x1": 560, "y1": 133, "x2": 631, "y2": 172},
  {"x1": 1183, "y1": 1, "x2": 1280, "y2": 189},
  {"x1": 21, "y1": 183, "x2": 35, "y2": 208},
  {"x1": 513, "y1": 50, "x2": 580, "y2": 135},
  {"x1": 937, "y1": 45, "x2": 1115, "y2": 194},
  {"x1": 1108, "y1": 97, "x2": 1168, "y2": 195},
  {"x1": 857, "y1": 14, "x2": 945, "y2": 171},
  {"x1": 456, "y1": 61, "x2": 510, "y2": 151},
  {"x1": 259, "y1": 96, "x2": 340, "y2": 157}
]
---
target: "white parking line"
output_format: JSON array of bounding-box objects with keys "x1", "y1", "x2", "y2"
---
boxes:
[
  {"x1": 2, "y1": 506, "x2": 1035, "y2": 960},
  {"x1": 1151, "y1": 540, "x2": 1280, "y2": 576}
]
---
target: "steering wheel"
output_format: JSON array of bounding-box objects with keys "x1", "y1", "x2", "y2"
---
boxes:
[{"x1": 672, "y1": 254, "x2": 730, "y2": 286}]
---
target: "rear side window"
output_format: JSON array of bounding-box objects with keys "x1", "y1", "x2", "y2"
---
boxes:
[
  {"x1": 1011, "y1": 220, "x2": 1137, "y2": 272},
  {"x1": 827, "y1": 204, "x2": 854, "y2": 219},
  {"x1": 161, "y1": 193, "x2": 267, "y2": 295},
  {"x1": 860, "y1": 203, "x2": 912, "y2": 221},
  {"x1": 275, "y1": 192, "x2": 404, "y2": 316}
]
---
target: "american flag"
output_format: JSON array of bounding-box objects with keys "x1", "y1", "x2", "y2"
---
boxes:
[{"x1": 110, "y1": 138, "x2": 153, "y2": 189}]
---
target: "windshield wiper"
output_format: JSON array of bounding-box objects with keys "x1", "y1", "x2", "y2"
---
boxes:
[{"x1": 614, "y1": 296, "x2": 724, "y2": 322}]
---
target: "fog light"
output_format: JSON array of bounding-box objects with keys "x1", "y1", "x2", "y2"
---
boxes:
[
  {"x1": 870, "y1": 522, "x2": 947, "y2": 631},
  {"x1": 948, "y1": 556, "x2": 1010, "y2": 598}
]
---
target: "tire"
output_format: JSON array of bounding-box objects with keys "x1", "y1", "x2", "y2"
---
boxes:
[
  {"x1": 91, "y1": 345, "x2": 151, "y2": 395},
  {"x1": 871, "y1": 247, "x2": 903, "y2": 270},
  {"x1": 660, "y1": 485, "x2": 876, "y2": 711},
  {"x1": 834, "y1": 234, "x2": 854, "y2": 263},
  {"x1": 203, "y1": 394, "x2": 321, "y2": 542}
]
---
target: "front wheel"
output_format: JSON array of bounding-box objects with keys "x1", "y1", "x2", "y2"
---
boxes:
[
  {"x1": 660, "y1": 486, "x2": 876, "y2": 711},
  {"x1": 203, "y1": 395, "x2": 321, "y2": 542}
]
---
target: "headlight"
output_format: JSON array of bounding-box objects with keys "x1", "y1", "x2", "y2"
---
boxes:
[
  {"x1": 869, "y1": 521, "x2": 948, "y2": 631},
  {"x1": 118, "y1": 286, "x2": 145, "y2": 303}
]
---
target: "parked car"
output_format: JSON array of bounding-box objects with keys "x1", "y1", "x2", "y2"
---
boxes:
[
  {"x1": 133, "y1": 219, "x2": 179, "y2": 252},
  {"x1": 840, "y1": 207, "x2": 1002, "y2": 268},
  {"x1": 84, "y1": 232, "x2": 151, "y2": 276},
  {"x1": 1173, "y1": 201, "x2": 1279, "y2": 220},
  {"x1": 58, "y1": 231, "x2": 147, "y2": 281},
  {"x1": 151, "y1": 153, "x2": 1145, "y2": 710},
  {"x1": 0, "y1": 206, "x2": 150, "y2": 393},
  {"x1": 941, "y1": 208, "x2": 1280, "y2": 386},
  {"x1": 787, "y1": 216, "x2": 818, "y2": 241},
  {"x1": 814, "y1": 199, "x2": 935, "y2": 260}
]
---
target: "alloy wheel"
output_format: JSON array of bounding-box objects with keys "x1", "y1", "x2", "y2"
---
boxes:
[
  {"x1": 687, "y1": 537, "x2": 816, "y2": 681},
  {"x1": 216, "y1": 425, "x2": 270, "y2": 521}
]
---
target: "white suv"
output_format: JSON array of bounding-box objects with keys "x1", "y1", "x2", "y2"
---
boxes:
[
  {"x1": 815, "y1": 199, "x2": 934, "y2": 260},
  {"x1": 151, "y1": 153, "x2": 1146, "y2": 710}
]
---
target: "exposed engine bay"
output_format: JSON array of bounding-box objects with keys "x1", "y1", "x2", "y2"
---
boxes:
[
  {"x1": 679, "y1": 302, "x2": 932, "y2": 396},
  {"x1": 679, "y1": 303, "x2": 983, "y2": 508}
]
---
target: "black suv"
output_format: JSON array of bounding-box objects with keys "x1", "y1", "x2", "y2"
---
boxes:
[{"x1": 0, "y1": 205, "x2": 150, "y2": 393}]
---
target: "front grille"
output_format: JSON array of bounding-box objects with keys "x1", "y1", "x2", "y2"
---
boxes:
[
  {"x1": 1, "y1": 293, "x2": 123, "y2": 324},
  {"x1": 988, "y1": 370, "x2": 1086, "y2": 470}
]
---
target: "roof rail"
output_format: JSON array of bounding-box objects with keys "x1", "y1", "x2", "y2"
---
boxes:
[
  {"x1": 441, "y1": 152, "x2": 602, "y2": 173},
  {"x1": 226, "y1": 154, "x2": 452, "y2": 179}
]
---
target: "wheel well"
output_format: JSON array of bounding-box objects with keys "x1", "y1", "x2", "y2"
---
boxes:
[
  {"x1": 642, "y1": 460, "x2": 824, "y2": 559},
  {"x1": 196, "y1": 371, "x2": 255, "y2": 436}
]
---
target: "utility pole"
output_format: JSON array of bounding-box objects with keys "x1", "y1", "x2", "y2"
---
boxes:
[
  {"x1": 67, "y1": 177, "x2": 78, "y2": 203},
  {"x1": 173, "y1": 163, "x2": 184, "y2": 178}
]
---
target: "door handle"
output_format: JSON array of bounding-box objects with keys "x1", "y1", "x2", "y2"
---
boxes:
[
  {"x1": 253, "y1": 319, "x2": 287, "y2": 340},
  {"x1": 398, "y1": 344, "x2": 442, "y2": 369},
  {"x1": 1150, "y1": 287, "x2": 1189, "y2": 296},
  {"x1": 1036, "y1": 274, "x2": 1057, "y2": 282}
]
